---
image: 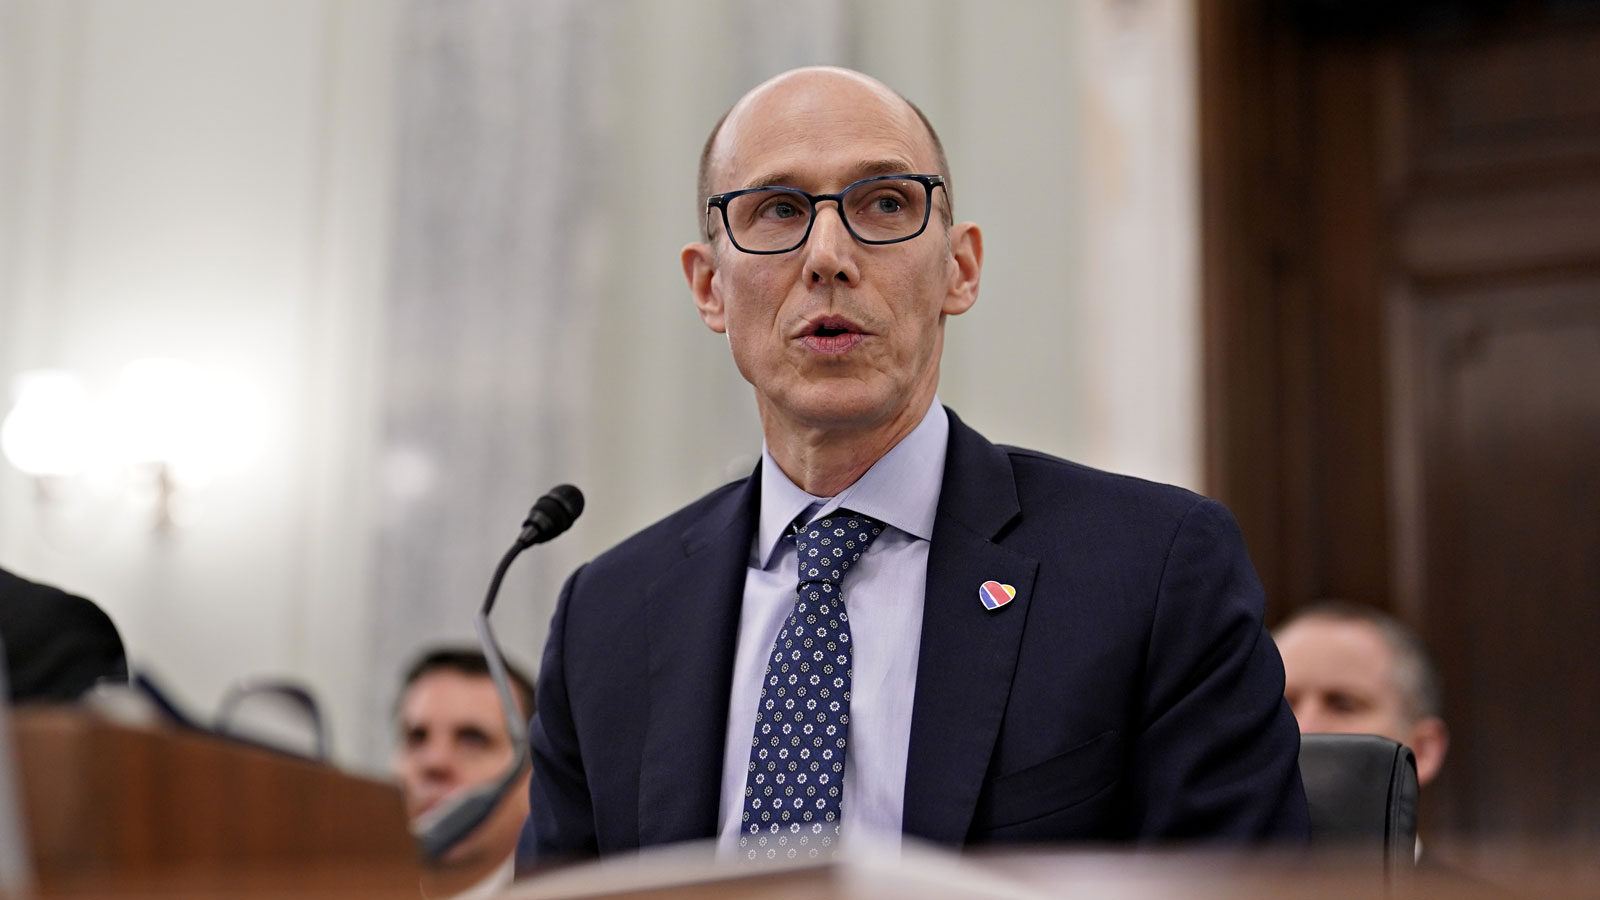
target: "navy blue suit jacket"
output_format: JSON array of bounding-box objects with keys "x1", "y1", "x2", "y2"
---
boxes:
[{"x1": 527, "y1": 410, "x2": 1308, "y2": 859}]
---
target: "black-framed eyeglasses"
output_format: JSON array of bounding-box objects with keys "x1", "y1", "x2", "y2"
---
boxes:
[{"x1": 706, "y1": 173, "x2": 946, "y2": 255}]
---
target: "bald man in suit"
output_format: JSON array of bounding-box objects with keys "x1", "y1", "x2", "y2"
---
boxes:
[{"x1": 528, "y1": 66, "x2": 1306, "y2": 861}]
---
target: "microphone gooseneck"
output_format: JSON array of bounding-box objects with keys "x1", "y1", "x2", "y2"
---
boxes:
[{"x1": 413, "y1": 484, "x2": 585, "y2": 862}]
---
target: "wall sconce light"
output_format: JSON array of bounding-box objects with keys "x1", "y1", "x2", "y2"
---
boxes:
[
  {"x1": 0, "y1": 370, "x2": 94, "y2": 485},
  {"x1": 2, "y1": 360, "x2": 262, "y2": 531}
]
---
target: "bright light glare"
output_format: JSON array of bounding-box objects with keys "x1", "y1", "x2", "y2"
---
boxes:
[
  {"x1": 106, "y1": 358, "x2": 264, "y2": 485},
  {"x1": 1, "y1": 370, "x2": 94, "y2": 477}
]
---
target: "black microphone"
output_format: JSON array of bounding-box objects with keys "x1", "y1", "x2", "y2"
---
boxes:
[
  {"x1": 517, "y1": 484, "x2": 584, "y2": 547},
  {"x1": 413, "y1": 484, "x2": 585, "y2": 862}
]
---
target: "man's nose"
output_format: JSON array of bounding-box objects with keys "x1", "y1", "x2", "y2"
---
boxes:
[
  {"x1": 804, "y1": 203, "x2": 858, "y2": 285},
  {"x1": 415, "y1": 741, "x2": 457, "y2": 777}
]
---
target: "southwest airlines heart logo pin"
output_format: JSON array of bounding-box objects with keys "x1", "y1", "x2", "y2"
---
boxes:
[{"x1": 979, "y1": 581, "x2": 1016, "y2": 611}]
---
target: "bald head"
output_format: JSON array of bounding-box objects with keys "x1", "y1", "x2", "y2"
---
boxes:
[{"x1": 696, "y1": 66, "x2": 953, "y2": 239}]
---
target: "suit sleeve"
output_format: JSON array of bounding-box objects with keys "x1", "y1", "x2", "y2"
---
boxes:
[
  {"x1": 526, "y1": 564, "x2": 599, "y2": 862},
  {"x1": 1129, "y1": 499, "x2": 1309, "y2": 841}
]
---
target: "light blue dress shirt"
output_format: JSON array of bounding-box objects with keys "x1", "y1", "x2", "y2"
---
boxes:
[{"x1": 716, "y1": 400, "x2": 949, "y2": 857}]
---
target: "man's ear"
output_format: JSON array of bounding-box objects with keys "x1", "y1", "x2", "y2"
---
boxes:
[
  {"x1": 1406, "y1": 716, "x2": 1450, "y2": 788},
  {"x1": 682, "y1": 242, "x2": 726, "y2": 334},
  {"x1": 942, "y1": 222, "x2": 982, "y2": 317}
]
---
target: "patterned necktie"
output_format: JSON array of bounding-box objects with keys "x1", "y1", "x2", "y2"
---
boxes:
[{"x1": 739, "y1": 510, "x2": 884, "y2": 861}]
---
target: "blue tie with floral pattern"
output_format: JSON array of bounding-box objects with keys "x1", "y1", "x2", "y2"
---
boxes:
[{"x1": 739, "y1": 510, "x2": 884, "y2": 861}]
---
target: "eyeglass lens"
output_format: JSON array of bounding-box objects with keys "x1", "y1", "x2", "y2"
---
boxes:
[{"x1": 725, "y1": 178, "x2": 930, "y2": 252}]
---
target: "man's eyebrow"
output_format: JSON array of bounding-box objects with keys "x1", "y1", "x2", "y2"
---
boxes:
[
  {"x1": 742, "y1": 159, "x2": 918, "y2": 191},
  {"x1": 852, "y1": 158, "x2": 918, "y2": 178},
  {"x1": 742, "y1": 172, "x2": 799, "y2": 191}
]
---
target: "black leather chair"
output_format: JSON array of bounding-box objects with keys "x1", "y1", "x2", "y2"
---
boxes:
[{"x1": 1298, "y1": 733, "x2": 1419, "y2": 877}]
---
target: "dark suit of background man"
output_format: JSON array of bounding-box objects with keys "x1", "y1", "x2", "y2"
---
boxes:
[
  {"x1": 528, "y1": 66, "x2": 1308, "y2": 861},
  {"x1": 0, "y1": 565, "x2": 127, "y2": 702}
]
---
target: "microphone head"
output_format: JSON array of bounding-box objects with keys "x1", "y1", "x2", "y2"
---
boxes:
[
  {"x1": 545, "y1": 484, "x2": 584, "y2": 522},
  {"x1": 519, "y1": 484, "x2": 585, "y2": 545}
]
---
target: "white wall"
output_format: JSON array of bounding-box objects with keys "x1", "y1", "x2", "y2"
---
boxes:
[
  {"x1": 0, "y1": 0, "x2": 395, "y2": 767},
  {"x1": 0, "y1": 0, "x2": 1199, "y2": 771}
]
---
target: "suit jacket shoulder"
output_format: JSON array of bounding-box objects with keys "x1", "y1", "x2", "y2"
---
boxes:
[
  {"x1": 1003, "y1": 442, "x2": 1212, "y2": 535},
  {"x1": 0, "y1": 567, "x2": 128, "y2": 702},
  {"x1": 994, "y1": 441, "x2": 1247, "y2": 611},
  {"x1": 573, "y1": 477, "x2": 753, "y2": 590}
]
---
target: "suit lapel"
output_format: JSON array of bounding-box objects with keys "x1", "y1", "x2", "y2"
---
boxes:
[
  {"x1": 903, "y1": 411, "x2": 1039, "y2": 844},
  {"x1": 636, "y1": 474, "x2": 760, "y2": 846}
]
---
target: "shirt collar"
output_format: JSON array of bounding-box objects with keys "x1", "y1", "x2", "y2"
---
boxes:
[
  {"x1": 427, "y1": 854, "x2": 514, "y2": 900},
  {"x1": 754, "y1": 399, "x2": 948, "y2": 568}
]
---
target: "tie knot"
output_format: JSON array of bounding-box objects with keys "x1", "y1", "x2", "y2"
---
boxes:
[{"x1": 794, "y1": 510, "x2": 883, "y2": 587}]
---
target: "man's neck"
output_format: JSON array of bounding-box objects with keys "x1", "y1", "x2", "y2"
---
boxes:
[{"x1": 762, "y1": 398, "x2": 933, "y2": 497}]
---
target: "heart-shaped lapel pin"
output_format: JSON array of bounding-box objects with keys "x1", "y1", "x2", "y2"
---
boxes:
[{"x1": 979, "y1": 580, "x2": 1016, "y2": 611}]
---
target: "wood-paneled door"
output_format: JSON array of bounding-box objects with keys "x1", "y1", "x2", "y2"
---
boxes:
[{"x1": 1201, "y1": 0, "x2": 1600, "y2": 859}]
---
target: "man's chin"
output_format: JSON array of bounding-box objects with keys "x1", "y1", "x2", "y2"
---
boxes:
[{"x1": 764, "y1": 380, "x2": 895, "y2": 426}]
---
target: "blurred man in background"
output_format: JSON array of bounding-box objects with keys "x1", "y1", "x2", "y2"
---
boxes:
[
  {"x1": 1275, "y1": 601, "x2": 1449, "y2": 789},
  {"x1": 394, "y1": 648, "x2": 535, "y2": 899}
]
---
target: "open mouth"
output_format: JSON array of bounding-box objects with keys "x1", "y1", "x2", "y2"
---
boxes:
[{"x1": 799, "y1": 317, "x2": 868, "y2": 353}]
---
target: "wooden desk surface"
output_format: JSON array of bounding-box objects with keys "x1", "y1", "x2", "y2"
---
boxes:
[
  {"x1": 505, "y1": 841, "x2": 1596, "y2": 900},
  {"x1": 13, "y1": 706, "x2": 420, "y2": 894},
  {"x1": 29, "y1": 841, "x2": 1600, "y2": 898}
]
